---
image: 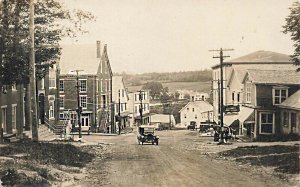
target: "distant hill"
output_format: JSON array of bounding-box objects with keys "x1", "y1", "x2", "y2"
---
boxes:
[{"x1": 115, "y1": 70, "x2": 212, "y2": 86}]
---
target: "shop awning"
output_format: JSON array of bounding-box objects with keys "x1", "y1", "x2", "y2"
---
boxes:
[
  {"x1": 223, "y1": 106, "x2": 254, "y2": 126},
  {"x1": 120, "y1": 111, "x2": 131, "y2": 117}
]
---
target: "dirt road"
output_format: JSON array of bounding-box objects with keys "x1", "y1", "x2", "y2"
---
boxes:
[{"x1": 80, "y1": 130, "x2": 287, "y2": 187}]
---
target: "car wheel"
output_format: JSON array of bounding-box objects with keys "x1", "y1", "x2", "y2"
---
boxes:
[
  {"x1": 152, "y1": 142, "x2": 154, "y2": 145},
  {"x1": 142, "y1": 141, "x2": 144, "y2": 145},
  {"x1": 156, "y1": 140, "x2": 159, "y2": 145}
]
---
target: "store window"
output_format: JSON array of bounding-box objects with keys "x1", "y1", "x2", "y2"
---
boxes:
[{"x1": 260, "y1": 112, "x2": 274, "y2": 134}]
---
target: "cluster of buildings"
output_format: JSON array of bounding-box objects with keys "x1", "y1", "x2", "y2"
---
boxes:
[
  {"x1": 176, "y1": 90, "x2": 209, "y2": 102},
  {"x1": 0, "y1": 41, "x2": 152, "y2": 140},
  {"x1": 212, "y1": 50, "x2": 300, "y2": 141},
  {"x1": 1, "y1": 45, "x2": 299, "y2": 142},
  {"x1": 179, "y1": 50, "x2": 300, "y2": 141}
]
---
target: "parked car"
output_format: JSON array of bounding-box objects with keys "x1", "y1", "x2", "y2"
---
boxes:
[
  {"x1": 137, "y1": 125, "x2": 159, "y2": 145},
  {"x1": 187, "y1": 121, "x2": 196, "y2": 130}
]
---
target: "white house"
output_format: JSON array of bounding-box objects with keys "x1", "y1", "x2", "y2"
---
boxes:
[
  {"x1": 150, "y1": 114, "x2": 176, "y2": 127},
  {"x1": 177, "y1": 90, "x2": 209, "y2": 101},
  {"x1": 179, "y1": 101, "x2": 213, "y2": 127},
  {"x1": 128, "y1": 90, "x2": 151, "y2": 126},
  {"x1": 112, "y1": 76, "x2": 130, "y2": 129}
]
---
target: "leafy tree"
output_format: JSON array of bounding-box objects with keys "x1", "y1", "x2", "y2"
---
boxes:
[
  {"x1": 142, "y1": 81, "x2": 163, "y2": 100},
  {"x1": 174, "y1": 91, "x2": 180, "y2": 100},
  {"x1": 283, "y1": 1, "x2": 300, "y2": 71},
  {"x1": 0, "y1": 0, "x2": 96, "y2": 85}
]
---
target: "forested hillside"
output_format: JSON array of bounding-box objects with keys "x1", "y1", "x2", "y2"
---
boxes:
[{"x1": 116, "y1": 70, "x2": 212, "y2": 86}]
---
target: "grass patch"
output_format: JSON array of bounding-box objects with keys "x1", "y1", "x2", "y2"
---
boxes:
[
  {"x1": 0, "y1": 142, "x2": 94, "y2": 167},
  {"x1": 218, "y1": 145, "x2": 300, "y2": 174}
]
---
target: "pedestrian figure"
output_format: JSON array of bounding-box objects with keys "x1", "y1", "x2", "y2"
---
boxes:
[
  {"x1": 209, "y1": 125, "x2": 214, "y2": 137},
  {"x1": 66, "y1": 120, "x2": 72, "y2": 140}
]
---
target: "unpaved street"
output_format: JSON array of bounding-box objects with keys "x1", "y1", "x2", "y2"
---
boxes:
[{"x1": 80, "y1": 130, "x2": 287, "y2": 187}]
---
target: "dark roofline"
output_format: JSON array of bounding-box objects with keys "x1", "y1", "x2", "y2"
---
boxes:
[{"x1": 211, "y1": 61, "x2": 292, "y2": 70}]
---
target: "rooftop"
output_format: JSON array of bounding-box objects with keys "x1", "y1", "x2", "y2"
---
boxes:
[
  {"x1": 245, "y1": 69, "x2": 300, "y2": 85},
  {"x1": 279, "y1": 90, "x2": 300, "y2": 110},
  {"x1": 212, "y1": 50, "x2": 292, "y2": 69},
  {"x1": 59, "y1": 44, "x2": 102, "y2": 75}
]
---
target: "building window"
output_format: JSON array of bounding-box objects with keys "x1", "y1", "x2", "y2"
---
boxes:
[
  {"x1": 41, "y1": 78, "x2": 45, "y2": 89},
  {"x1": 232, "y1": 92, "x2": 235, "y2": 102},
  {"x1": 187, "y1": 108, "x2": 189, "y2": 111},
  {"x1": 100, "y1": 79, "x2": 103, "y2": 92},
  {"x1": 273, "y1": 87, "x2": 288, "y2": 105},
  {"x1": 59, "y1": 113, "x2": 64, "y2": 120},
  {"x1": 49, "y1": 103, "x2": 54, "y2": 119},
  {"x1": 245, "y1": 83, "x2": 251, "y2": 103},
  {"x1": 184, "y1": 114, "x2": 186, "y2": 118},
  {"x1": 59, "y1": 96, "x2": 64, "y2": 109},
  {"x1": 237, "y1": 93, "x2": 240, "y2": 103},
  {"x1": 260, "y1": 112, "x2": 274, "y2": 134},
  {"x1": 12, "y1": 105, "x2": 17, "y2": 131},
  {"x1": 80, "y1": 96, "x2": 87, "y2": 109},
  {"x1": 135, "y1": 106, "x2": 137, "y2": 113},
  {"x1": 1, "y1": 107, "x2": 7, "y2": 133},
  {"x1": 59, "y1": 80, "x2": 64, "y2": 92},
  {"x1": 122, "y1": 89, "x2": 125, "y2": 97},
  {"x1": 192, "y1": 108, "x2": 194, "y2": 112},
  {"x1": 80, "y1": 80, "x2": 87, "y2": 92},
  {"x1": 195, "y1": 114, "x2": 197, "y2": 119},
  {"x1": 49, "y1": 78, "x2": 56, "y2": 88},
  {"x1": 96, "y1": 79, "x2": 99, "y2": 93},
  {"x1": 282, "y1": 111, "x2": 289, "y2": 127},
  {"x1": 291, "y1": 112, "x2": 297, "y2": 131}
]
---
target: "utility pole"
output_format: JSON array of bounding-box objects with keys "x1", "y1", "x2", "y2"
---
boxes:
[
  {"x1": 71, "y1": 70, "x2": 84, "y2": 140},
  {"x1": 139, "y1": 90, "x2": 144, "y2": 126},
  {"x1": 118, "y1": 89, "x2": 121, "y2": 135},
  {"x1": 29, "y1": 0, "x2": 38, "y2": 142},
  {"x1": 209, "y1": 48, "x2": 233, "y2": 143}
]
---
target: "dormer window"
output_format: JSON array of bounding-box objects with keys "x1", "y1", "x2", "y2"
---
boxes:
[{"x1": 272, "y1": 86, "x2": 288, "y2": 105}]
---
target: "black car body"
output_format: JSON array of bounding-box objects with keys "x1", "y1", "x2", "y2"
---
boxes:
[{"x1": 137, "y1": 125, "x2": 159, "y2": 145}]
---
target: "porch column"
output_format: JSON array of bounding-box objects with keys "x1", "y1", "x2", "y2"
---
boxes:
[{"x1": 6, "y1": 86, "x2": 12, "y2": 134}]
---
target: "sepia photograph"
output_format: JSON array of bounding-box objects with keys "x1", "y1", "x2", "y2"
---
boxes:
[{"x1": 0, "y1": 0, "x2": 299, "y2": 186}]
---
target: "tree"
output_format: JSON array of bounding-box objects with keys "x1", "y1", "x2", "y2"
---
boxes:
[
  {"x1": 283, "y1": 1, "x2": 300, "y2": 71},
  {"x1": 0, "y1": 0, "x2": 95, "y2": 141},
  {"x1": 0, "y1": 0, "x2": 95, "y2": 85},
  {"x1": 142, "y1": 82, "x2": 163, "y2": 100}
]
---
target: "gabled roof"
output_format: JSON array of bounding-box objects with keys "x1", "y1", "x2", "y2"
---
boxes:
[
  {"x1": 212, "y1": 50, "x2": 292, "y2": 69},
  {"x1": 112, "y1": 76, "x2": 129, "y2": 101},
  {"x1": 59, "y1": 44, "x2": 101, "y2": 75},
  {"x1": 243, "y1": 69, "x2": 300, "y2": 85},
  {"x1": 227, "y1": 67, "x2": 247, "y2": 89},
  {"x1": 279, "y1": 90, "x2": 300, "y2": 110},
  {"x1": 179, "y1": 101, "x2": 213, "y2": 113},
  {"x1": 98, "y1": 44, "x2": 113, "y2": 76}
]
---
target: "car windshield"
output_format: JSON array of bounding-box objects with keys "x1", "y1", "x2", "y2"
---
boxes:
[{"x1": 143, "y1": 128, "x2": 154, "y2": 134}]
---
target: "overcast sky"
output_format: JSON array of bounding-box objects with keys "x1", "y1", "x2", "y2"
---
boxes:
[{"x1": 61, "y1": 0, "x2": 296, "y2": 73}]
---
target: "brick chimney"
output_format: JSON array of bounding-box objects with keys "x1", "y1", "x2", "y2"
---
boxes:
[{"x1": 96, "y1": 40, "x2": 101, "y2": 58}]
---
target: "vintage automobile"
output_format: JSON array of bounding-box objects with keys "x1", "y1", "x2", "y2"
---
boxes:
[
  {"x1": 137, "y1": 125, "x2": 159, "y2": 145},
  {"x1": 187, "y1": 121, "x2": 196, "y2": 130}
]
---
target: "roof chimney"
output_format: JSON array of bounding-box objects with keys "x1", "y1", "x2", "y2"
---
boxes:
[{"x1": 96, "y1": 40, "x2": 101, "y2": 58}]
